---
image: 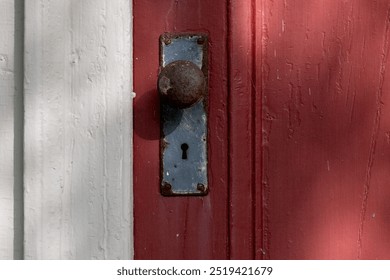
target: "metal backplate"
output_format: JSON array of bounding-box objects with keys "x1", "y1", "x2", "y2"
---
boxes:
[{"x1": 160, "y1": 33, "x2": 208, "y2": 196}]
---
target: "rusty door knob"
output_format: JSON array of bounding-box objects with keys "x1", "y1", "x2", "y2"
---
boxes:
[{"x1": 158, "y1": 60, "x2": 206, "y2": 109}]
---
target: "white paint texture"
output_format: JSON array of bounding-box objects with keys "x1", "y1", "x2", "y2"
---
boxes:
[
  {"x1": 0, "y1": 0, "x2": 24, "y2": 259},
  {"x1": 24, "y1": 0, "x2": 133, "y2": 259},
  {"x1": 0, "y1": 0, "x2": 14, "y2": 259}
]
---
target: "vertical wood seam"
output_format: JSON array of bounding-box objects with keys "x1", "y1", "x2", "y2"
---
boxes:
[
  {"x1": 228, "y1": 0, "x2": 256, "y2": 259},
  {"x1": 251, "y1": 0, "x2": 257, "y2": 260},
  {"x1": 226, "y1": 0, "x2": 232, "y2": 260}
]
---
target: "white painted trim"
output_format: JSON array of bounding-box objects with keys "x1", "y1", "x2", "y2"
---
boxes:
[
  {"x1": 0, "y1": 0, "x2": 16, "y2": 260},
  {"x1": 24, "y1": 0, "x2": 133, "y2": 259}
]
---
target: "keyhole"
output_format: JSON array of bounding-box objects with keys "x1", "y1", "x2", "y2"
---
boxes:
[{"x1": 181, "y1": 143, "x2": 189, "y2": 159}]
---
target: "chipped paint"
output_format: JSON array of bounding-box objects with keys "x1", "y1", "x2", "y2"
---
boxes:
[{"x1": 264, "y1": 0, "x2": 390, "y2": 259}]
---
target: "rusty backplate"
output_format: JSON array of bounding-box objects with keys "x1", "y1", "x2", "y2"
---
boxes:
[{"x1": 159, "y1": 33, "x2": 208, "y2": 196}]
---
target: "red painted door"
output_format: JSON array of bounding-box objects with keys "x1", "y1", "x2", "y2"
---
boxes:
[
  {"x1": 134, "y1": 0, "x2": 390, "y2": 259},
  {"x1": 262, "y1": 0, "x2": 390, "y2": 260},
  {"x1": 133, "y1": 0, "x2": 230, "y2": 259}
]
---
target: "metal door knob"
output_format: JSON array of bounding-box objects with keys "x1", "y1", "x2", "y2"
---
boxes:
[{"x1": 158, "y1": 60, "x2": 206, "y2": 109}]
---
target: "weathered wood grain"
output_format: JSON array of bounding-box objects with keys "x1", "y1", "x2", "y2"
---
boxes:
[
  {"x1": 133, "y1": 0, "x2": 229, "y2": 259},
  {"x1": 262, "y1": 0, "x2": 390, "y2": 259},
  {"x1": 24, "y1": 0, "x2": 132, "y2": 259}
]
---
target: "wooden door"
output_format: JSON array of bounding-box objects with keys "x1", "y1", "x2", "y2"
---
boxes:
[
  {"x1": 133, "y1": 0, "x2": 230, "y2": 259},
  {"x1": 262, "y1": 0, "x2": 390, "y2": 259},
  {"x1": 134, "y1": 0, "x2": 390, "y2": 259}
]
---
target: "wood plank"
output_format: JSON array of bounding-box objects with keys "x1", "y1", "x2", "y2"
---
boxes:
[
  {"x1": 228, "y1": 0, "x2": 257, "y2": 259},
  {"x1": 133, "y1": 0, "x2": 229, "y2": 259},
  {"x1": 255, "y1": 0, "x2": 264, "y2": 260},
  {"x1": 0, "y1": 0, "x2": 23, "y2": 260},
  {"x1": 262, "y1": 0, "x2": 390, "y2": 259},
  {"x1": 24, "y1": 0, "x2": 132, "y2": 259}
]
